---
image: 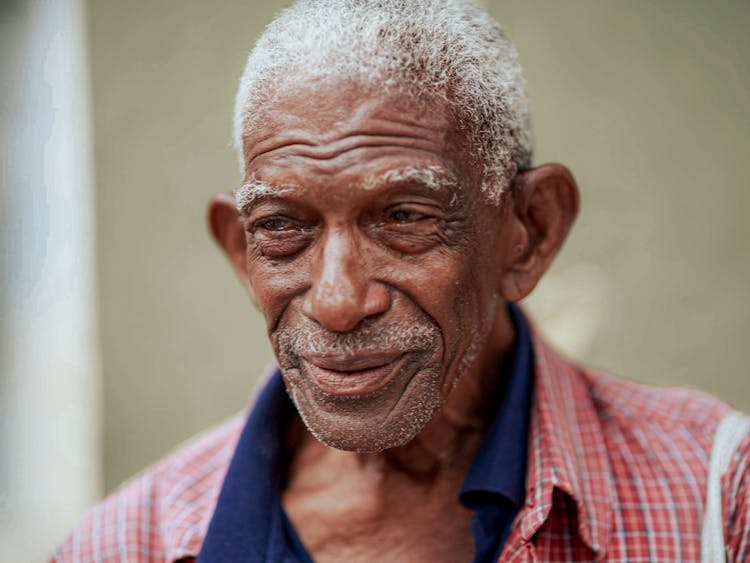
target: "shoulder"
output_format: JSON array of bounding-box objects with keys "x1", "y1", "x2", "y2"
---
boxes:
[
  {"x1": 583, "y1": 367, "x2": 733, "y2": 439},
  {"x1": 582, "y1": 368, "x2": 733, "y2": 480},
  {"x1": 721, "y1": 415, "x2": 750, "y2": 561},
  {"x1": 583, "y1": 368, "x2": 750, "y2": 558},
  {"x1": 50, "y1": 413, "x2": 245, "y2": 563}
]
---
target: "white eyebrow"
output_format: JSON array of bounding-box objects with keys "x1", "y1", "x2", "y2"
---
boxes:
[
  {"x1": 234, "y1": 179, "x2": 296, "y2": 213},
  {"x1": 363, "y1": 165, "x2": 459, "y2": 194}
]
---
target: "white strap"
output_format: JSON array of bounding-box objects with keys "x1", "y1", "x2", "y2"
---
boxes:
[{"x1": 701, "y1": 411, "x2": 750, "y2": 563}]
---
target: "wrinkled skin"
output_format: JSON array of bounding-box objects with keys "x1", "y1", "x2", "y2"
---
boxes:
[{"x1": 209, "y1": 82, "x2": 578, "y2": 562}]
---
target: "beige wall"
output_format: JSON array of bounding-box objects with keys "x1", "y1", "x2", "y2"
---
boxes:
[{"x1": 88, "y1": 1, "x2": 750, "y2": 491}]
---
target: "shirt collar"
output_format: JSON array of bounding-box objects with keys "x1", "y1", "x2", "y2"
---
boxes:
[
  {"x1": 196, "y1": 370, "x2": 294, "y2": 562},
  {"x1": 459, "y1": 302, "x2": 534, "y2": 508},
  {"x1": 518, "y1": 324, "x2": 615, "y2": 555},
  {"x1": 197, "y1": 306, "x2": 534, "y2": 562}
]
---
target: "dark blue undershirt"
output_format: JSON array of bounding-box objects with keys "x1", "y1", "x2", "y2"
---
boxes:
[{"x1": 198, "y1": 304, "x2": 533, "y2": 563}]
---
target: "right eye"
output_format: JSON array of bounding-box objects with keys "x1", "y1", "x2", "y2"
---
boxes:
[
  {"x1": 254, "y1": 216, "x2": 296, "y2": 232},
  {"x1": 247, "y1": 215, "x2": 312, "y2": 258}
]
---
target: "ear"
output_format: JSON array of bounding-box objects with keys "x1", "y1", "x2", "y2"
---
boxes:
[
  {"x1": 499, "y1": 163, "x2": 579, "y2": 302},
  {"x1": 207, "y1": 193, "x2": 254, "y2": 297}
]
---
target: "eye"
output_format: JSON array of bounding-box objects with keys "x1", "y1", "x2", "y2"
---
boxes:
[
  {"x1": 387, "y1": 209, "x2": 426, "y2": 223},
  {"x1": 247, "y1": 214, "x2": 313, "y2": 258},
  {"x1": 255, "y1": 216, "x2": 295, "y2": 232},
  {"x1": 374, "y1": 204, "x2": 445, "y2": 254}
]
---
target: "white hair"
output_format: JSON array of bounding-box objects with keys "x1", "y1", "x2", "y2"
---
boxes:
[{"x1": 233, "y1": 0, "x2": 533, "y2": 203}]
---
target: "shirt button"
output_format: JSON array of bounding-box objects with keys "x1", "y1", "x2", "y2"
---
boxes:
[{"x1": 526, "y1": 487, "x2": 535, "y2": 507}]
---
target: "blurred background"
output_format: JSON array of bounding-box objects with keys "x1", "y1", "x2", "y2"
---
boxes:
[{"x1": 1, "y1": 0, "x2": 748, "y2": 559}]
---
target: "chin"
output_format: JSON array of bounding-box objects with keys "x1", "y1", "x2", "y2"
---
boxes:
[
  {"x1": 283, "y1": 364, "x2": 444, "y2": 452},
  {"x1": 305, "y1": 421, "x2": 424, "y2": 453}
]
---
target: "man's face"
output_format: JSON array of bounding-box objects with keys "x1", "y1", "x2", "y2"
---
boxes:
[{"x1": 237, "y1": 83, "x2": 511, "y2": 452}]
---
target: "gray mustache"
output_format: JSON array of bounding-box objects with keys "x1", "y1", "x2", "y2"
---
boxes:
[{"x1": 277, "y1": 320, "x2": 439, "y2": 358}]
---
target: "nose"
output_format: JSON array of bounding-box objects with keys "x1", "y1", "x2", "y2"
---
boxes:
[{"x1": 302, "y1": 229, "x2": 390, "y2": 332}]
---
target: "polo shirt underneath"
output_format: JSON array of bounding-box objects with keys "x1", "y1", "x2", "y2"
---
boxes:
[{"x1": 198, "y1": 304, "x2": 533, "y2": 562}]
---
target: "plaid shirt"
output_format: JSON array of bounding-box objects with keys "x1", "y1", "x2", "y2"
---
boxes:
[{"x1": 52, "y1": 330, "x2": 750, "y2": 562}]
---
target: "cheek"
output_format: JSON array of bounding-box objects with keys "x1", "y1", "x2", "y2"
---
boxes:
[
  {"x1": 446, "y1": 265, "x2": 491, "y2": 352},
  {"x1": 390, "y1": 248, "x2": 489, "y2": 346},
  {"x1": 247, "y1": 256, "x2": 310, "y2": 330}
]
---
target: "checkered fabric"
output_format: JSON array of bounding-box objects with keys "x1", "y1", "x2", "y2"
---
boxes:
[{"x1": 51, "y1": 330, "x2": 750, "y2": 562}]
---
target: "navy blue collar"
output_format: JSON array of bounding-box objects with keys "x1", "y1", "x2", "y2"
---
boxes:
[
  {"x1": 197, "y1": 368, "x2": 294, "y2": 562},
  {"x1": 199, "y1": 303, "x2": 534, "y2": 562},
  {"x1": 460, "y1": 302, "x2": 533, "y2": 507}
]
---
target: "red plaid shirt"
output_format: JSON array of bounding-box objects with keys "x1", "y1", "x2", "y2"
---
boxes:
[{"x1": 52, "y1": 331, "x2": 750, "y2": 562}]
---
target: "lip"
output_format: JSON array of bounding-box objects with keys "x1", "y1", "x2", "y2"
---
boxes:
[{"x1": 302, "y1": 352, "x2": 408, "y2": 396}]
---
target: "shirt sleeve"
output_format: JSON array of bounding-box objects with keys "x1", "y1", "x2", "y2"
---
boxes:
[
  {"x1": 49, "y1": 471, "x2": 164, "y2": 563},
  {"x1": 724, "y1": 429, "x2": 750, "y2": 562}
]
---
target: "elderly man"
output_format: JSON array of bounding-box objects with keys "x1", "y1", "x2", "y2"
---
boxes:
[{"x1": 54, "y1": 1, "x2": 749, "y2": 561}]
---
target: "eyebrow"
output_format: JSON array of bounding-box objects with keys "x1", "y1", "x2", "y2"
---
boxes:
[
  {"x1": 362, "y1": 165, "x2": 459, "y2": 196},
  {"x1": 234, "y1": 179, "x2": 295, "y2": 213},
  {"x1": 234, "y1": 165, "x2": 460, "y2": 213}
]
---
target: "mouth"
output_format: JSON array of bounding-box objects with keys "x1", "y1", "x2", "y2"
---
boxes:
[{"x1": 301, "y1": 351, "x2": 409, "y2": 396}]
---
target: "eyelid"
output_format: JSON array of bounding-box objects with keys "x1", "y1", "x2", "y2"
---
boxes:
[
  {"x1": 249, "y1": 214, "x2": 303, "y2": 232},
  {"x1": 242, "y1": 196, "x2": 300, "y2": 220},
  {"x1": 383, "y1": 201, "x2": 442, "y2": 219}
]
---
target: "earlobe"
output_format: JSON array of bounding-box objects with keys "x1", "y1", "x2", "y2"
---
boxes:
[
  {"x1": 499, "y1": 163, "x2": 579, "y2": 302},
  {"x1": 207, "y1": 193, "x2": 249, "y2": 283}
]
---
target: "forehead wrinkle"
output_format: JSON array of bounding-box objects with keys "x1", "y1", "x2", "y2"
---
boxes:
[
  {"x1": 245, "y1": 100, "x2": 452, "y2": 166},
  {"x1": 248, "y1": 131, "x2": 449, "y2": 166}
]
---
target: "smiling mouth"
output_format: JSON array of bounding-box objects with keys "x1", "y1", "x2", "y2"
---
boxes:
[{"x1": 302, "y1": 352, "x2": 409, "y2": 396}]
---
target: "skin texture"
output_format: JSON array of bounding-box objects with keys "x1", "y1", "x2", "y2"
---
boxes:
[{"x1": 209, "y1": 82, "x2": 578, "y2": 562}]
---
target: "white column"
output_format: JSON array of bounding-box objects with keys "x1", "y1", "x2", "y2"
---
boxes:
[{"x1": 0, "y1": 0, "x2": 101, "y2": 559}]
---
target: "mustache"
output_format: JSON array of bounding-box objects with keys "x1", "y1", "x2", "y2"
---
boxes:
[{"x1": 276, "y1": 317, "x2": 439, "y2": 359}]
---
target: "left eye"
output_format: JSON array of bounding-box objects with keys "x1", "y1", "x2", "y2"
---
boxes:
[{"x1": 387, "y1": 209, "x2": 425, "y2": 223}]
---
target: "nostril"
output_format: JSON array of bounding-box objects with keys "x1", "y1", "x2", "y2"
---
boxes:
[{"x1": 365, "y1": 283, "x2": 391, "y2": 318}]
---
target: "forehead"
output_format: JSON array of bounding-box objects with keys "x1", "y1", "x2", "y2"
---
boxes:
[
  {"x1": 239, "y1": 82, "x2": 477, "y2": 191},
  {"x1": 246, "y1": 82, "x2": 450, "y2": 145}
]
